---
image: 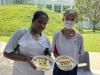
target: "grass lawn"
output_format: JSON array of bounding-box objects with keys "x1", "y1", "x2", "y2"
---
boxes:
[
  {"x1": 1, "y1": 32, "x2": 100, "y2": 52},
  {"x1": 0, "y1": 5, "x2": 100, "y2": 52},
  {"x1": 49, "y1": 33, "x2": 100, "y2": 52},
  {"x1": 83, "y1": 33, "x2": 100, "y2": 52},
  {"x1": 0, "y1": 5, "x2": 63, "y2": 36}
]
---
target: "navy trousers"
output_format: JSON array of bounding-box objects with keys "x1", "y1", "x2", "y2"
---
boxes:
[{"x1": 53, "y1": 63, "x2": 77, "y2": 75}]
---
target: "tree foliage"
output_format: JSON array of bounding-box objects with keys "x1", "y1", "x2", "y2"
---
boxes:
[{"x1": 75, "y1": 0, "x2": 100, "y2": 32}]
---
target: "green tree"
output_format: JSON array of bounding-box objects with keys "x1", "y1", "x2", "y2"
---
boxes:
[{"x1": 75, "y1": 0, "x2": 100, "y2": 32}]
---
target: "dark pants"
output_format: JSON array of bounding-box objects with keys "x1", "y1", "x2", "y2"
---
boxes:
[{"x1": 53, "y1": 63, "x2": 77, "y2": 75}]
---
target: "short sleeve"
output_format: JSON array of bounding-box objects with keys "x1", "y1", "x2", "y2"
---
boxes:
[
  {"x1": 4, "y1": 28, "x2": 27, "y2": 53},
  {"x1": 51, "y1": 32, "x2": 59, "y2": 53},
  {"x1": 78, "y1": 34, "x2": 84, "y2": 56}
]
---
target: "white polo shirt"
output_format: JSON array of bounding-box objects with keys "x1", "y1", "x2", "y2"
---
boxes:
[
  {"x1": 52, "y1": 31, "x2": 84, "y2": 63},
  {"x1": 4, "y1": 28, "x2": 50, "y2": 75}
]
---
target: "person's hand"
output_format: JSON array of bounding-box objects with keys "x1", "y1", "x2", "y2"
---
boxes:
[
  {"x1": 26, "y1": 57, "x2": 37, "y2": 69},
  {"x1": 29, "y1": 60, "x2": 37, "y2": 69}
]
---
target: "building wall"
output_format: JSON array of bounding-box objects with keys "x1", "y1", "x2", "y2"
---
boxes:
[
  {"x1": 0, "y1": 0, "x2": 74, "y2": 6},
  {"x1": 0, "y1": 0, "x2": 73, "y2": 13},
  {"x1": 0, "y1": 0, "x2": 14, "y2": 5}
]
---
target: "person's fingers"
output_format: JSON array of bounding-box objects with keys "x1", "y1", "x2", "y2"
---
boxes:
[{"x1": 29, "y1": 61, "x2": 37, "y2": 69}]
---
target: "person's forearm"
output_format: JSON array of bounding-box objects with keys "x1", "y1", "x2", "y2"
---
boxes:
[{"x1": 3, "y1": 51, "x2": 32, "y2": 62}]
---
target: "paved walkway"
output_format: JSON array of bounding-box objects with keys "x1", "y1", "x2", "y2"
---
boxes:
[{"x1": 0, "y1": 41, "x2": 100, "y2": 75}]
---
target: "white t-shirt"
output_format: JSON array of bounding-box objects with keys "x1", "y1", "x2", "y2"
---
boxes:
[
  {"x1": 4, "y1": 28, "x2": 50, "y2": 75},
  {"x1": 52, "y1": 31, "x2": 84, "y2": 63}
]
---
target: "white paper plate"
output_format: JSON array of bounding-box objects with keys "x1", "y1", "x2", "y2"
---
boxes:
[
  {"x1": 55, "y1": 55, "x2": 76, "y2": 71},
  {"x1": 31, "y1": 55, "x2": 53, "y2": 71}
]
